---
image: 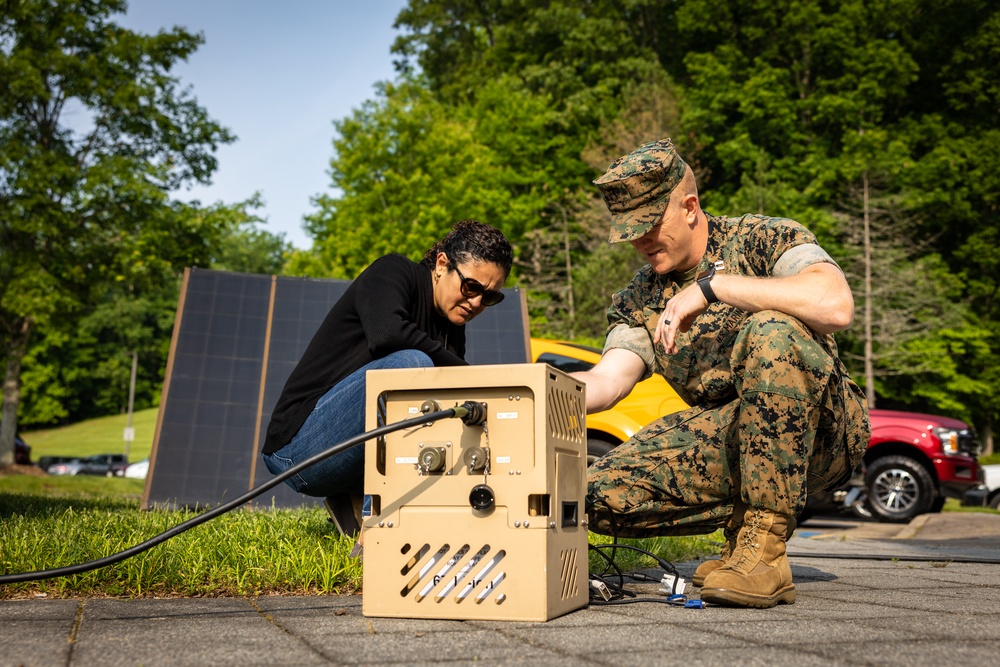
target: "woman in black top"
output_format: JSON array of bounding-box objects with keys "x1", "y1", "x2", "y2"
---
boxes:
[{"x1": 261, "y1": 220, "x2": 513, "y2": 533}]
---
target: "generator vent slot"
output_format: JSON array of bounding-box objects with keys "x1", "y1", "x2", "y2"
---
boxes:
[
  {"x1": 546, "y1": 386, "x2": 585, "y2": 444},
  {"x1": 560, "y1": 548, "x2": 581, "y2": 600},
  {"x1": 396, "y1": 543, "x2": 507, "y2": 605}
]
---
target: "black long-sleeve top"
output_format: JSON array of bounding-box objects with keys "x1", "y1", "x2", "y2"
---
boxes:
[{"x1": 262, "y1": 254, "x2": 466, "y2": 454}]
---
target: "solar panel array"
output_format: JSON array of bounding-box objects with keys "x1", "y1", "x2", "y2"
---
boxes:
[{"x1": 143, "y1": 268, "x2": 530, "y2": 510}]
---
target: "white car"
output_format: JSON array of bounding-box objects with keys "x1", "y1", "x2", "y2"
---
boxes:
[
  {"x1": 122, "y1": 458, "x2": 149, "y2": 479},
  {"x1": 983, "y1": 464, "x2": 1000, "y2": 510}
]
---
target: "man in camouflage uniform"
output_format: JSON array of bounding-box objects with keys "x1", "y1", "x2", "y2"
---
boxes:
[{"x1": 576, "y1": 139, "x2": 870, "y2": 608}]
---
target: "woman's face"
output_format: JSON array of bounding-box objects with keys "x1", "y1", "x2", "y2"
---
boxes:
[{"x1": 432, "y1": 252, "x2": 507, "y2": 325}]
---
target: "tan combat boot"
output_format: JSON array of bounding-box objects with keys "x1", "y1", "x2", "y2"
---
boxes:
[
  {"x1": 691, "y1": 515, "x2": 741, "y2": 587},
  {"x1": 700, "y1": 507, "x2": 796, "y2": 608}
]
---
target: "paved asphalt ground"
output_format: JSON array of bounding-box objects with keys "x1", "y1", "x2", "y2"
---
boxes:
[{"x1": 3, "y1": 511, "x2": 999, "y2": 667}]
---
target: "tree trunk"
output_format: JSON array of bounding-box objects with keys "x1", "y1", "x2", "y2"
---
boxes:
[
  {"x1": 862, "y1": 170, "x2": 876, "y2": 408},
  {"x1": 0, "y1": 317, "x2": 32, "y2": 466},
  {"x1": 563, "y1": 207, "x2": 575, "y2": 341},
  {"x1": 980, "y1": 414, "x2": 994, "y2": 457}
]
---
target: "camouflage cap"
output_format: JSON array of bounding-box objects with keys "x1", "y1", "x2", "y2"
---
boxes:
[{"x1": 594, "y1": 139, "x2": 688, "y2": 243}]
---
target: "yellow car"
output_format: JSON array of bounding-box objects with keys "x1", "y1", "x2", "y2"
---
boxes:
[{"x1": 530, "y1": 338, "x2": 689, "y2": 463}]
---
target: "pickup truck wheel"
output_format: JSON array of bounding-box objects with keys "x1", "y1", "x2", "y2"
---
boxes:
[
  {"x1": 990, "y1": 493, "x2": 1000, "y2": 511},
  {"x1": 586, "y1": 438, "x2": 617, "y2": 467},
  {"x1": 864, "y1": 455, "x2": 935, "y2": 523}
]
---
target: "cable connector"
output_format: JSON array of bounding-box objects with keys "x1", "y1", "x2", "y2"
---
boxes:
[
  {"x1": 590, "y1": 578, "x2": 612, "y2": 602},
  {"x1": 658, "y1": 573, "x2": 686, "y2": 597},
  {"x1": 457, "y1": 400, "x2": 487, "y2": 425}
]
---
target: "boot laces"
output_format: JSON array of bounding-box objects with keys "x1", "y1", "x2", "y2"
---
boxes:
[
  {"x1": 732, "y1": 509, "x2": 768, "y2": 570},
  {"x1": 720, "y1": 520, "x2": 741, "y2": 560}
]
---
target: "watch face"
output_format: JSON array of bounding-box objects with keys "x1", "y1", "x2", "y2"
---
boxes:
[{"x1": 697, "y1": 267, "x2": 714, "y2": 281}]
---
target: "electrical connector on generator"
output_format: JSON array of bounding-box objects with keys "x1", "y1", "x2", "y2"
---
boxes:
[
  {"x1": 658, "y1": 573, "x2": 686, "y2": 597},
  {"x1": 590, "y1": 579, "x2": 612, "y2": 602}
]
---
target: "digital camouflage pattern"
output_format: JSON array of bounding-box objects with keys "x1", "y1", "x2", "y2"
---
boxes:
[
  {"x1": 588, "y1": 214, "x2": 871, "y2": 538},
  {"x1": 593, "y1": 139, "x2": 688, "y2": 244}
]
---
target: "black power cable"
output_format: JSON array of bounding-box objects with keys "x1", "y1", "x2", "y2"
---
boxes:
[
  {"x1": 0, "y1": 402, "x2": 484, "y2": 585},
  {"x1": 584, "y1": 496, "x2": 688, "y2": 605}
]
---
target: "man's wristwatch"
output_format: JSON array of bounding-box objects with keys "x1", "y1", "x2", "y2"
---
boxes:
[{"x1": 696, "y1": 265, "x2": 718, "y2": 304}]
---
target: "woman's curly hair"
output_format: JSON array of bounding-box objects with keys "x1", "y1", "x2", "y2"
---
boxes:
[{"x1": 424, "y1": 220, "x2": 513, "y2": 279}]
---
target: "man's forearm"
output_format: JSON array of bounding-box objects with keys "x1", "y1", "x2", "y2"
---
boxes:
[
  {"x1": 570, "y1": 348, "x2": 647, "y2": 414},
  {"x1": 711, "y1": 263, "x2": 854, "y2": 335},
  {"x1": 571, "y1": 370, "x2": 624, "y2": 413}
]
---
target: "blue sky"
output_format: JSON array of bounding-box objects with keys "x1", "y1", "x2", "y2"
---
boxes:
[{"x1": 120, "y1": 1, "x2": 409, "y2": 249}]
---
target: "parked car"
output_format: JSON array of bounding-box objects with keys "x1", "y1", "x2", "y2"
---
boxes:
[
  {"x1": 969, "y1": 463, "x2": 1000, "y2": 510},
  {"x1": 531, "y1": 338, "x2": 983, "y2": 523},
  {"x1": 120, "y1": 458, "x2": 149, "y2": 479},
  {"x1": 36, "y1": 455, "x2": 78, "y2": 472},
  {"x1": 14, "y1": 436, "x2": 32, "y2": 465},
  {"x1": 47, "y1": 453, "x2": 129, "y2": 477}
]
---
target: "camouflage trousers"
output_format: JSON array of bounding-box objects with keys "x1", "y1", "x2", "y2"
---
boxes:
[{"x1": 587, "y1": 311, "x2": 870, "y2": 538}]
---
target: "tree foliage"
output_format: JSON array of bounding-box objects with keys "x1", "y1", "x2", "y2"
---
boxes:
[
  {"x1": 0, "y1": 0, "x2": 237, "y2": 460},
  {"x1": 296, "y1": 0, "x2": 1000, "y2": 445},
  {"x1": 292, "y1": 76, "x2": 568, "y2": 280}
]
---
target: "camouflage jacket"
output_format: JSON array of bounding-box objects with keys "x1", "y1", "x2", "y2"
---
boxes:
[{"x1": 605, "y1": 213, "x2": 840, "y2": 407}]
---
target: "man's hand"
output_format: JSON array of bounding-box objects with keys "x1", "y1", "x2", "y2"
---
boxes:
[{"x1": 653, "y1": 282, "x2": 709, "y2": 355}]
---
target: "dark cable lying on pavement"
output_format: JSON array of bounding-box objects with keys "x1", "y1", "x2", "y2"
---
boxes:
[
  {"x1": 585, "y1": 496, "x2": 690, "y2": 606},
  {"x1": 588, "y1": 543, "x2": 688, "y2": 605},
  {"x1": 0, "y1": 403, "x2": 484, "y2": 585}
]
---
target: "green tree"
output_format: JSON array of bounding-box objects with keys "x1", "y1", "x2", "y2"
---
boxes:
[
  {"x1": 292, "y1": 80, "x2": 511, "y2": 279},
  {"x1": 294, "y1": 76, "x2": 565, "y2": 280},
  {"x1": 15, "y1": 197, "x2": 284, "y2": 428},
  {"x1": 393, "y1": 0, "x2": 668, "y2": 110},
  {"x1": 0, "y1": 0, "x2": 234, "y2": 463},
  {"x1": 208, "y1": 195, "x2": 291, "y2": 275},
  {"x1": 315, "y1": 2, "x2": 674, "y2": 332}
]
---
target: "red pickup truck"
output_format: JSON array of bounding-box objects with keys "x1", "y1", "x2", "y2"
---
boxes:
[
  {"x1": 809, "y1": 409, "x2": 983, "y2": 522},
  {"x1": 856, "y1": 409, "x2": 982, "y2": 521}
]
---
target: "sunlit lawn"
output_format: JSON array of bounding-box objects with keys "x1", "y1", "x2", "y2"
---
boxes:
[{"x1": 20, "y1": 408, "x2": 159, "y2": 462}]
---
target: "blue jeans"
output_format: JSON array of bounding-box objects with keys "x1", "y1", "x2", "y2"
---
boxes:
[{"x1": 262, "y1": 350, "x2": 434, "y2": 497}]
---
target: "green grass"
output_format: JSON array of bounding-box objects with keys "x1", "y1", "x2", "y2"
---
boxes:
[
  {"x1": 0, "y1": 474, "x2": 146, "y2": 501},
  {"x1": 942, "y1": 498, "x2": 998, "y2": 514},
  {"x1": 588, "y1": 531, "x2": 722, "y2": 575},
  {"x1": 1, "y1": 464, "x2": 718, "y2": 600},
  {"x1": 980, "y1": 452, "x2": 1000, "y2": 466},
  {"x1": 21, "y1": 407, "x2": 159, "y2": 462},
  {"x1": 0, "y1": 476, "x2": 362, "y2": 599}
]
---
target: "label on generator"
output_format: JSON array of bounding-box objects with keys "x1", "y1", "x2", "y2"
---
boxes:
[
  {"x1": 395, "y1": 456, "x2": 419, "y2": 464},
  {"x1": 496, "y1": 412, "x2": 519, "y2": 420}
]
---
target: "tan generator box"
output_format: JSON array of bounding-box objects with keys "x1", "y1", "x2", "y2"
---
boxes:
[{"x1": 361, "y1": 363, "x2": 589, "y2": 622}]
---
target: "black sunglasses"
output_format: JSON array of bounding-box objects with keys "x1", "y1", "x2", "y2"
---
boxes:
[{"x1": 450, "y1": 263, "x2": 505, "y2": 306}]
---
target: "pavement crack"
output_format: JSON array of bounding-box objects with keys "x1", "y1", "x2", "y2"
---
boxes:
[
  {"x1": 65, "y1": 599, "x2": 85, "y2": 667},
  {"x1": 469, "y1": 621, "x2": 608, "y2": 665},
  {"x1": 248, "y1": 598, "x2": 342, "y2": 665}
]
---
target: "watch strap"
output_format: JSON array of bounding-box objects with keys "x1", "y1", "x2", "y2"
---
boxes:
[{"x1": 696, "y1": 266, "x2": 718, "y2": 304}]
